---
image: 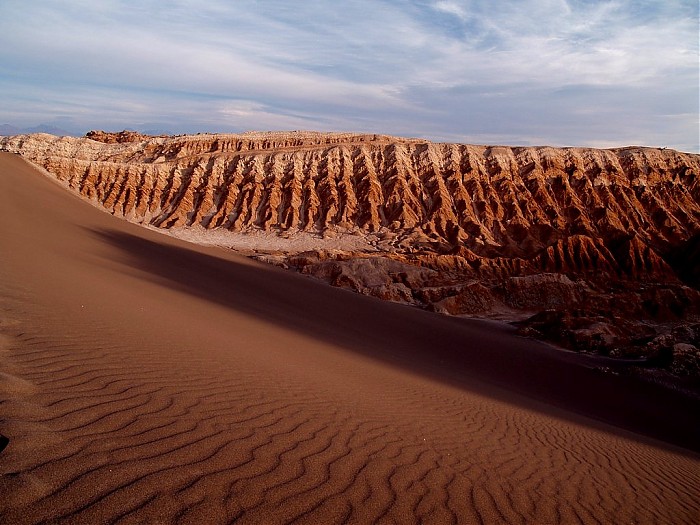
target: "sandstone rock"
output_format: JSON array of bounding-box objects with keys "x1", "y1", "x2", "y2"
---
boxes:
[
  {"x1": 501, "y1": 274, "x2": 586, "y2": 310},
  {"x1": 518, "y1": 309, "x2": 659, "y2": 355},
  {"x1": 671, "y1": 343, "x2": 700, "y2": 377},
  {"x1": 611, "y1": 235, "x2": 677, "y2": 282},
  {"x1": 533, "y1": 235, "x2": 618, "y2": 277},
  {"x1": 430, "y1": 282, "x2": 494, "y2": 315},
  {"x1": 85, "y1": 130, "x2": 158, "y2": 143}
]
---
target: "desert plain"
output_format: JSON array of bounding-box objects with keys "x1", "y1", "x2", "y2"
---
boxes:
[{"x1": 0, "y1": 134, "x2": 699, "y2": 524}]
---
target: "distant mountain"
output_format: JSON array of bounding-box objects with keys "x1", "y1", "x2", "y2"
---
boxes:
[
  {"x1": 0, "y1": 124, "x2": 176, "y2": 138},
  {"x1": 0, "y1": 124, "x2": 20, "y2": 135},
  {"x1": 25, "y1": 124, "x2": 76, "y2": 136},
  {"x1": 140, "y1": 128, "x2": 174, "y2": 136},
  {"x1": 0, "y1": 123, "x2": 78, "y2": 137}
]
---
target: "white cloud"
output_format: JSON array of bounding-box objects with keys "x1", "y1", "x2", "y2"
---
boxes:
[
  {"x1": 0, "y1": 0, "x2": 697, "y2": 151},
  {"x1": 433, "y1": 1, "x2": 469, "y2": 20}
]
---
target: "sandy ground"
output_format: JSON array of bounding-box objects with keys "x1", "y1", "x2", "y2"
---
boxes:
[{"x1": 0, "y1": 151, "x2": 698, "y2": 524}]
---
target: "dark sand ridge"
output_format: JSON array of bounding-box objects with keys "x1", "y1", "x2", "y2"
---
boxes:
[{"x1": 0, "y1": 151, "x2": 698, "y2": 523}]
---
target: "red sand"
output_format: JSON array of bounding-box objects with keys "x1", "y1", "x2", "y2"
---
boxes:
[{"x1": 1, "y1": 152, "x2": 698, "y2": 523}]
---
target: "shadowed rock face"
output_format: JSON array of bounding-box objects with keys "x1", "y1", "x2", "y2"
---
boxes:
[{"x1": 2, "y1": 131, "x2": 700, "y2": 382}]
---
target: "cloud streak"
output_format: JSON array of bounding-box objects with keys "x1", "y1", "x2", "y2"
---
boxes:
[{"x1": 0, "y1": 0, "x2": 697, "y2": 151}]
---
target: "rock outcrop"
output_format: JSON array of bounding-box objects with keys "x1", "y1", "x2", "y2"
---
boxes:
[
  {"x1": 2, "y1": 133, "x2": 697, "y2": 256},
  {"x1": 2, "y1": 131, "x2": 699, "y2": 381}
]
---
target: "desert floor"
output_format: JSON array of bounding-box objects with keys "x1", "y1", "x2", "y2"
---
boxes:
[{"x1": 0, "y1": 151, "x2": 698, "y2": 524}]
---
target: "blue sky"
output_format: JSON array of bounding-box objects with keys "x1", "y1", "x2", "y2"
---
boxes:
[{"x1": 1, "y1": 0, "x2": 697, "y2": 151}]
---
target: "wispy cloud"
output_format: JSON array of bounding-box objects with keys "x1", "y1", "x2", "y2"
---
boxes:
[{"x1": 0, "y1": 0, "x2": 697, "y2": 151}]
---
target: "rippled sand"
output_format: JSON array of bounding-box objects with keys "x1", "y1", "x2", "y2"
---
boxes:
[{"x1": 1, "y1": 152, "x2": 698, "y2": 524}]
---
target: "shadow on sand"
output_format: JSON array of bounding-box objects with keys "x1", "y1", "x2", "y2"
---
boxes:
[{"x1": 92, "y1": 227, "x2": 700, "y2": 454}]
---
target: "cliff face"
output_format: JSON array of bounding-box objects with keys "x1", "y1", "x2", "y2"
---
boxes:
[
  {"x1": 3, "y1": 132, "x2": 698, "y2": 260},
  {"x1": 3, "y1": 131, "x2": 700, "y2": 379}
]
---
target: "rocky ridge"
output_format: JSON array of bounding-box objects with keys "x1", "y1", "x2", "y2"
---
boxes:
[{"x1": 2, "y1": 131, "x2": 700, "y2": 385}]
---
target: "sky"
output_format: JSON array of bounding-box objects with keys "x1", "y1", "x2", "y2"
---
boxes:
[{"x1": 0, "y1": 0, "x2": 698, "y2": 151}]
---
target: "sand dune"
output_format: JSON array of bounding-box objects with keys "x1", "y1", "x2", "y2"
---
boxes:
[{"x1": 0, "y1": 151, "x2": 699, "y2": 523}]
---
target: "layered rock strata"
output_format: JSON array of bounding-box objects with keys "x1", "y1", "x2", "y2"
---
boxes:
[{"x1": 2, "y1": 131, "x2": 699, "y2": 382}]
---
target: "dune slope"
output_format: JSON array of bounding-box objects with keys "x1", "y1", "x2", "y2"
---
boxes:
[{"x1": 0, "y1": 152, "x2": 699, "y2": 524}]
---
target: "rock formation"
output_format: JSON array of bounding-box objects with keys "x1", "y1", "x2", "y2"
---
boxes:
[{"x1": 2, "y1": 131, "x2": 699, "y2": 384}]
